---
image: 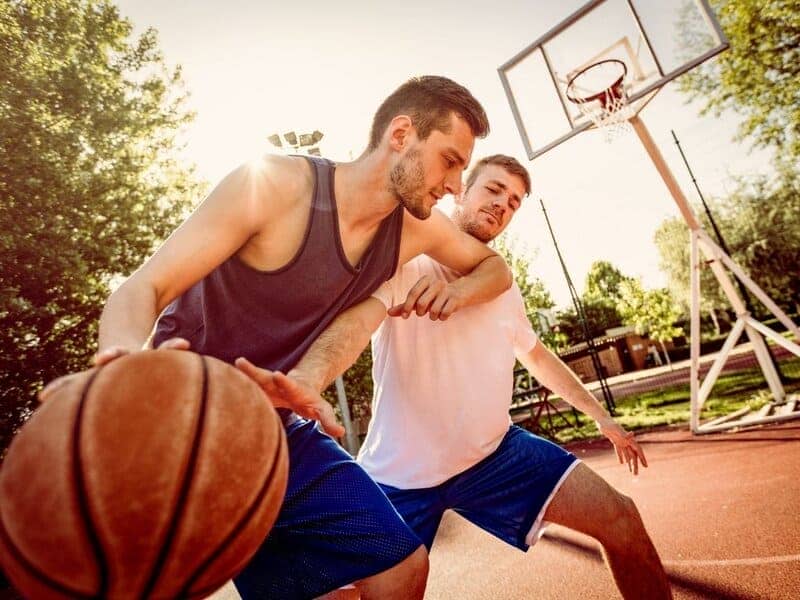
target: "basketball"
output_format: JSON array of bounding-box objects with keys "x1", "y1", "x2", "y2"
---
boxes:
[{"x1": 0, "y1": 350, "x2": 288, "y2": 599}]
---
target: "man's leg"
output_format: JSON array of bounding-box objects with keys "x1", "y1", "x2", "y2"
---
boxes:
[
  {"x1": 542, "y1": 462, "x2": 672, "y2": 600},
  {"x1": 353, "y1": 545, "x2": 428, "y2": 599},
  {"x1": 316, "y1": 546, "x2": 428, "y2": 600},
  {"x1": 317, "y1": 481, "x2": 441, "y2": 600},
  {"x1": 234, "y1": 419, "x2": 426, "y2": 600}
]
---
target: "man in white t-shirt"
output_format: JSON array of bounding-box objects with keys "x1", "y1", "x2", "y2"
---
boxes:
[{"x1": 246, "y1": 155, "x2": 672, "y2": 599}]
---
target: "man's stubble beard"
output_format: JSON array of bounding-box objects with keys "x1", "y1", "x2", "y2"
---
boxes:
[
  {"x1": 452, "y1": 206, "x2": 495, "y2": 243},
  {"x1": 389, "y1": 149, "x2": 430, "y2": 220}
]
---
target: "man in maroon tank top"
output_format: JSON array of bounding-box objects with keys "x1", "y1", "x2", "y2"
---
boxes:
[{"x1": 42, "y1": 77, "x2": 512, "y2": 599}]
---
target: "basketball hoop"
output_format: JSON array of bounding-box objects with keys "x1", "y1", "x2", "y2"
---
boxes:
[{"x1": 566, "y1": 59, "x2": 633, "y2": 140}]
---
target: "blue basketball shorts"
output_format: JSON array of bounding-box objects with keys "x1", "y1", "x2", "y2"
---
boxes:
[
  {"x1": 234, "y1": 418, "x2": 423, "y2": 599},
  {"x1": 379, "y1": 426, "x2": 579, "y2": 551}
]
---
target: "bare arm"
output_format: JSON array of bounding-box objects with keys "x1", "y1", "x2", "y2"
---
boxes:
[
  {"x1": 97, "y1": 158, "x2": 291, "y2": 356},
  {"x1": 288, "y1": 297, "x2": 387, "y2": 391},
  {"x1": 517, "y1": 342, "x2": 612, "y2": 423},
  {"x1": 234, "y1": 297, "x2": 387, "y2": 438},
  {"x1": 518, "y1": 342, "x2": 648, "y2": 474},
  {"x1": 393, "y1": 209, "x2": 512, "y2": 319}
]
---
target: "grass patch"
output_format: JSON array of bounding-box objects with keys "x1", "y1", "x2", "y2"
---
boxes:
[{"x1": 542, "y1": 356, "x2": 800, "y2": 444}]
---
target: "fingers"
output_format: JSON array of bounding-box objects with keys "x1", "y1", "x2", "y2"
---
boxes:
[
  {"x1": 271, "y1": 373, "x2": 345, "y2": 438},
  {"x1": 93, "y1": 346, "x2": 130, "y2": 366},
  {"x1": 235, "y1": 357, "x2": 275, "y2": 386},
  {"x1": 312, "y1": 401, "x2": 346, "y2": 438},
  {"x1": 394, "y1": 277, "x2": 448, "y2": 318},
  {"x1": 397, "y1": 276, "x2": 432, "y2": 318},
  {"x1": 156, "y1": 337, "x2": 190, "y2": 352},
  {"x1": 629, "y1": 436, "x2": 648, "y2": 469},
  {"x1": 388, "y1": 276, "x2": 454, "y2": 321},
  {"x1": 624, "y1": 445, "x2": 638, "y2": 475},
  {"x1": 38, "y1": 374, "x2": 78, "y2": 403},
  {"x1": 428, "y1": 293, "x2": 449, "y2": 321},
  {"x1": 235, "y1": 357, "x2": 283, "y2": 399},
  {"x1": 93, "y1": 337, "x2": 188, "y2": 368},
  {"x1": 387, "y1": 303, "x2": 405, "y2": 317},
  {"x1": 617, "y1": 436, "x2": 647, "y2": 476}
]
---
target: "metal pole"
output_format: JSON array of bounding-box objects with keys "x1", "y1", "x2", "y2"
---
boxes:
[
  {"x1": 629, "y1": 115, "x2": 785, "y2": 409},
  {"x1": 539, "y1": 197, "x2": 616, "y2": 414},
  {"x1": 334, "y1": 376, "x2": 359, "y2": 455},
  {"x1": 671, "y1": 129, "x2": 785, "y2": 384}
]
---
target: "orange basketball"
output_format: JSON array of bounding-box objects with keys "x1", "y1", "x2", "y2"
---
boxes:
[{"x1": 0, "y1": 350, "x2": 288, "y2": 599}]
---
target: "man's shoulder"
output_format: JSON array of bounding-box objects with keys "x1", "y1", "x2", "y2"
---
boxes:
[
  {"x1": 401, "y1": 206, "x2": 452, "y2": 236},
  {"x1": 255, "y1": 154, "x2": 315, "y2": 204}
]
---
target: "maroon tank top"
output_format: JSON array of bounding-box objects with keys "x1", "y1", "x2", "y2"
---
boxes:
[{"x1": 153, "y1": 156, "x2": 404, "y2": 376}]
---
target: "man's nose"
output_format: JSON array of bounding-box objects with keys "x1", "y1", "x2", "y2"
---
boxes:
[{"x1": 445, "y1": 173, "x2": 462, "y2": 196}]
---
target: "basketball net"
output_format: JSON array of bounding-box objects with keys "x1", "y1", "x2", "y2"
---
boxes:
[{"x1": 566, "y1": 59, "x2": 633, "y2": 142}]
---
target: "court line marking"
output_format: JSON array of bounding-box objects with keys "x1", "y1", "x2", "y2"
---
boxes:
[{"x1": 665, "y1": 554, "x2": 800, "y2": 567}]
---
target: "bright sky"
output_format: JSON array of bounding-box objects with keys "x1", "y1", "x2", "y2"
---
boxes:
[{"x1": 115, "y1": 0, "x2": 774, "y2": 308}]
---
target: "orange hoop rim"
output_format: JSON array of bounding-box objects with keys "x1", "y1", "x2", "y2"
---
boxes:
[{"x1": 565, "y1": 59, "x2": 628, "y2": 110}]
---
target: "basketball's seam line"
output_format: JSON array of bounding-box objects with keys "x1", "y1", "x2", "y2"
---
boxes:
[
  {"x1": 140, "y1": 355, "x2": 209, "y2": 599},
  {"x1": 179, "y1": 413, "x2": 288, "y2": 596},
  {"x1": 74, "y1": 367, "x2": 110, "y2": 597},
  {"x1": 0, "y1": 506, "x2": 95, "y2": 598}
]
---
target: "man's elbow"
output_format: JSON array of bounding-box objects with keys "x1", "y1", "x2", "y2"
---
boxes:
[{"x1": 488, "y1": 254, "x2": 513, "y2": 290}]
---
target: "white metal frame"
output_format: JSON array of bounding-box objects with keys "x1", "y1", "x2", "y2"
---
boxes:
[
  {"x1": 689, "y1": 230, "x2": 800, "y2": 433},
  {"x1": 632, "y1": 115, "x2": 800, "y2": 433},
  {"x1": 498, "y1": 0, "x2": 729, "y2": 159},
  {"x1": 500, "y1": 0, "x2": 800, "y2": 434}
]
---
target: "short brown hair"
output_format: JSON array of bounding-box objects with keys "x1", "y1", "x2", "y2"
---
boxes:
[
  {"x1": 465, "y1": 154, "x2": 531, "y2": 196},
  {"x1": 368, "y1": 76, "x2": 490, "y2": 151}
]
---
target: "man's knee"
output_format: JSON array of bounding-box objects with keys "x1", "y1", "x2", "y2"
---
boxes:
[
  {"x1": 356, "y1": 545, "x2": 429, "y2": 599},
  {"x1": 397, "y1": 545, "x2": 429, "y2": 585},
  {"x1": 601, "y1": 492, "x2": 648, "y2": 549}
]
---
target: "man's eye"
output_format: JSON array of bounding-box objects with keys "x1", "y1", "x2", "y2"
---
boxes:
[{"x1": 486, "y1": 186, "x2": 499, "y2": 194}]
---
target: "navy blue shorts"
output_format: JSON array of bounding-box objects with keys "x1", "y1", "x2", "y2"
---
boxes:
[
  {"x1": 379, "y1": 426, "x2": 578, "y2": 551},
  {"x1": 234, "y1": 418, "x2": 422, "y2": 599}
]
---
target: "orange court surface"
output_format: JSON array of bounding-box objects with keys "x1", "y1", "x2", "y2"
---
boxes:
[
  {"x1": 422, "y1": 421, "x2": 800, "y2": 600},
  {"x1": 208, "y1": 421, "x2": 800, "y2": 600}
]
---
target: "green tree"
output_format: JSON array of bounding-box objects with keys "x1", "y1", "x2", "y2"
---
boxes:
[
  {"x1": 654, "y1": 165, "x2": 800, "y2": 333},
  {"x1": 552, "y1": 260, "x2": 632, "y2": 347},
  {"x1": 555, "y1": 302, "x2": 625, "y2": 346},
  {"x1": 616, "y1": 280, "x2": 684, "y2": 367},
  {"x1": 494, "y1": 236, "x2": 564, "y2": 349},
  {"x1": 0, "y1": 0, "x2": 202, "y2": 454},
  {"x1": 583, "y1": 260, "x2": 632, "y2": 307},
  {"x1": 678, "y1": 0, "x2": 800, "y2": 157},
  {"x1": 715, "y1": 166, "x2": 800, "y2": 313},
  {"x1": 654, "y1": 217, "x2": 728, "y2": 335}
]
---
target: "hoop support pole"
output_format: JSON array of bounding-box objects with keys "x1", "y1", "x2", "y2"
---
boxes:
[
  {"x1": 629, "y1": 116, "x2": 701, "y2": 230},
  {"x1": 629, "y1": 115, "x2": 792, "y2": 431}
]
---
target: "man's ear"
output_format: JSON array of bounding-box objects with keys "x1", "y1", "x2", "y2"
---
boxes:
[{"x1": 387, "y1": 115, "x2": 414, "y2": 152}]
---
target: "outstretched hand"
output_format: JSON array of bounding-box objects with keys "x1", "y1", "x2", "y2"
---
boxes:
[
  {"x1": 597, "y1": 417, "x2": 648, "y2": 476},
  {"x1": 235, "y1": 357, "x2": 345, "y2": 438},
  {"x1": 387, "y1": 275, "x2": 463, "y2": 321}
]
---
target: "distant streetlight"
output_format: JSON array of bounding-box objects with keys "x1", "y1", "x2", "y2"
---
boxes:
[{"x1": 268, "y1": 129, "x2": 324, "y2": 157}]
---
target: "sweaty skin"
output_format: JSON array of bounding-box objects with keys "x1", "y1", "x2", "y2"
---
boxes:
[{"x1": 41, "y1": 113, "x2": 511, "y2": 437}]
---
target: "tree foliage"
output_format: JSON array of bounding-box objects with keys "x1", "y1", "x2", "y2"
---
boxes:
[
  {"x1": 616, "y1": 280, "x2": 684, "y2": 344},
  {"x1": 0, "y1": 0, "x2": 202, "y2": 454},
  {"x1": 654, "y1": 217, "x2": 728, "y2": 329},
  {"x1": 583, "y1": 260, "x2": 632, "y2": 308},
  {"x1": 494, "y1": 236, "x2": 564, "y2": 349},
  {"x1": 654, "y1": 165, "x2": 800, "y2": 329},
  {"x1": 678, "y1": 0, "x2": 800, "y2": 156},
  {"x1": 554, "y1": 260, "x2": 632, "y2": 346}
]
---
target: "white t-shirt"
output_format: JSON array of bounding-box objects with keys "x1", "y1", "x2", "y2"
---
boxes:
[{"x1": 356, "y1": 254, "x2": 539, "y2": 488}]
